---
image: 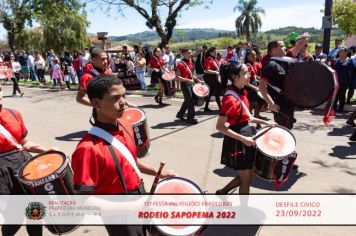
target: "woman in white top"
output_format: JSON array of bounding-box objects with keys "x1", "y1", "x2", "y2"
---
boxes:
[
  {"x1": 34, "y1": 52, "x2": 46, "y2": 85},
  {"x1": 134, "y1": 51, "x2": 146, "y2": 90}
]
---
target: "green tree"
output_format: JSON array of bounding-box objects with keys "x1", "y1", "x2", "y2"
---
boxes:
[
  {"x1": 0, "y1": 0, "x2": 32, "y2": 53},
  {"x1": 234, "y1": 0, "x2": 265, "y2": 42},
  {"x1": 176, "y1": 29, "x2": 186, "y2": 42},
  {"x1": 97, "y1": 0, "x2": 213, "y2": 48},
  {"x1": 13, "y1": 28, "x2": 44, "y2": 53},
  {"x1": 0, "y1": 0, "x2": 89, "y2": 54},
  {"x1": 333, "y1": 0, "x2": 356, "y2": 35}
]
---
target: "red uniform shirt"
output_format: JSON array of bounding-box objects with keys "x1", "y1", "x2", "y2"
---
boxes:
[
  {"x1": 220, "y1": 86, "x2": 250, "y2": 126},
  {"x1": 204, "y1": 57, "x2": 219, "y2": 71},
  {"x1": 246, "y1": 63, "x2": 257, "y2": 82},
  {"x1": 176, "y1": 59, "x2": 193, "y2": 80},
  {"x1": 149, "y1": 56, "x2": 164, "y2": 69},
  {"x1": 226, "y1": 50, "x2": 234, "y2": 61},
  {"x1": 0, "y1": 108, "x2": 27, "y2": 153},
  {"x1": 79, "y1": 63, "x2": 112, "y2": 91},
  {"x1": 71, "y1": 122, "x2": 141, "y2": 194}
]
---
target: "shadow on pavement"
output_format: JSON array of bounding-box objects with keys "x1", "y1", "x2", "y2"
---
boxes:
[
  {"x1": 56, "y1": 130, "x2": 87, "y2": 142},
  {"x1": 151, "y1": 119, "x2": 191, "y2": 130},
  {"x1": 251, "y1": 170, "x2": 307, "y2": 191},
  {"x1": 213, "y1": 166, "x2": 236, "y2": 178},
  {"x1": 329, "y1": 142, "x2": 356, "y2": 159},
  {"x1": 210, "y1": 132, "x2": 224, "y2": 139},
  {"x1": 139, "y1": 104, "x2": 171, "y2": 109},
  {"x1": 327, "y1": 126, "x2": 354, "y2": 136}
]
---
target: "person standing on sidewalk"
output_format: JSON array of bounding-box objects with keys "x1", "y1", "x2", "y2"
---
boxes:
[
  {"x1": 134, "y1": 51, "x2": 146, "y2": 90},
  {"x1": 26, "y1": 51, "x2": 37, "y2": 82},
  {"x1": 34, "y1": 51, "x2": 46, "y2": 86}
]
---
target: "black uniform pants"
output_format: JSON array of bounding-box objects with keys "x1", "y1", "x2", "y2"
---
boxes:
[{"x1": 177, "y1": 82, "x2": 195, "y2": 120}]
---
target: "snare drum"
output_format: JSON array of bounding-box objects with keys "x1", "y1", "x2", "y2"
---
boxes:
[
  {"x1": 17, "y1": 151, "x2": 78, "y2": 235},
  {"x1": 17, "y1": 151, "x2": 73, "y2": 194},
  {"x1": 119, "y1": 108, "x2": 151, "y2": 158},
  {"x1": 152, "y1": 177, "x2": 206, "y2": 236},
  {"x1": 254, "y1": 126, "x2": 296, "y2": 181},
  {"x1": 162, "y1": 71, "x2": 177, "y2": 97},
  {"x1": 193, "y1": 83, "x2": 209, "y2": 106}
]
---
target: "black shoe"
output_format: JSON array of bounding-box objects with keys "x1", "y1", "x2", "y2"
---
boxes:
[
  {"x1": 215, "y1": 189, "x2": 225, "y2": 195},
  {"x1": 292, "y1": 117, "x2": 297, "y2": 123},
  {"x1": 350, "y1": 134, "x2": 356, "y2": 142},
  {"x1": 346, "y1": 120, "x2": 356, "y2": 127},
  {"x1": 176, "y1": 114, "x2": 185, "y2": 121},
  {"x1": 292, "y1": 164, "x2": 299, "y2": 170},
  {"x1": 158, "y1": 102, "x2": 169, "y2": 106},
  {"x1": 154, "y1": 96, "x2": 160, "y2": 104},
  {"x1": 204, "y1": 108, "x2": 213, "y2": 112},
  {"x1": 186, "y1": 119, "x2": 198, "y2": 125}
]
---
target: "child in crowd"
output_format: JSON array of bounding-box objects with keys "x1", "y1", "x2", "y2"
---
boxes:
[
  {"x1": 52, "y1": 59, "x2": 63, "y2": 90},
  {"x1": 62, "y1": 62, "x2": 71, "y2": 90}
]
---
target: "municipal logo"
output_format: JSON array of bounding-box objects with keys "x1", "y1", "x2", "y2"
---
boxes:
[{"x1": 25, "y1": 202, "x2": 46, "y2": 220}]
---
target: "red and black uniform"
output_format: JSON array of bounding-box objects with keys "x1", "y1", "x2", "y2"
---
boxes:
[
  {"x1": 176, "y1": 59, "x2": 195, "y2": 120},
  {"x1": 149, "y1": 56, "x2": 164, "y2": 86},
  {"x1": 220, "y1": 85, "x2": 256, "y2": 170},
  {"x1": 71, "y1": 120, "x2": 145, "y2": 236},
  {"x1": 0, "y1": 108, "x2": 42, "y2": 236},
  {"x1": 261, "y1": 57, "x2": 295, "y2": 129},
  {"x1": 203, "y1": 56, "x2": 221, "y2": 110},
  {"x1": 79, "y1": 63, "x2": 112, "y2": 91}
]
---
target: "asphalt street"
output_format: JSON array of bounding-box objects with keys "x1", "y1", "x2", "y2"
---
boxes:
[{"x1": 1, "y1": 85, "x2": 356, "y2": 236}]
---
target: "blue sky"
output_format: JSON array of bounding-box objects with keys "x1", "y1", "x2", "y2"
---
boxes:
[{"x1": 0, "y1": 0, "x2": 325, "y2": 39}]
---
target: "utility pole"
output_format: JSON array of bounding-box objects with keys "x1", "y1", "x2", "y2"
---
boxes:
[{"x1": 322, "y1": 0, "x2": 333, "y2": 54}]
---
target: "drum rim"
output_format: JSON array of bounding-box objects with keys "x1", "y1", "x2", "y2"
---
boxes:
[
  {"x1": 121, "y1": 107, "x2": 146, "y2": 124},
  {"x1": 18, "y1": 151, "x2": 69, "y2": 183},
  {"x1": 154, "y1": 177, "x2": 205, "y2": 236},
  {"x1": 193, "y1": 83, "x2": 210, "y2": 98},
  {"x1": 255, "y1": 125, "x2": 296, "y2": 159},
  {"x1": 156, "y1": 177, "x2": 203, "y2": 194}
]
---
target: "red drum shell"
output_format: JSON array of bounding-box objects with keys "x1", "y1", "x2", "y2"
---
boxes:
[{"x1": 119, "y1": 108, "x2": 151, "y2": 158}]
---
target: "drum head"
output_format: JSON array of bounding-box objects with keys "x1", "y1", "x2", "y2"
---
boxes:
[
  {"x1": 255, "y1": 126, "x2": 296, "y2": 159},
  {"x1": 120, "y1": 108, "x2": 145, "y2": 124},
  {"x1": 284, "y1": 62, "x2": 335, "y2": 108},
  {"x1": 193, "y1": 83, "x2": 209, "y2": 98},
  {"x1": 162, "y1": 71, "x2": 176, "y2": 81},
  {"x1": 19, "y1": 151, "x2": 66, "y2": 181},
  {"x1": 154, "y1": 177, "x2": 204, "y2": 236}
]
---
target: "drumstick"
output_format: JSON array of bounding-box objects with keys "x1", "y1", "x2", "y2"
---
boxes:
[
  {"x1": 252, "y1": 125, "x2": 273, "y2": 141},
  {"x1": 150, "y1": 162, "x2": 165, "y2": 194}
]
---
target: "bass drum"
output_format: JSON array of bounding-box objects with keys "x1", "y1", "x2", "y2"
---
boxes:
[{"x1": 283, "y1": 62, "x2": 337, "y2": 109}]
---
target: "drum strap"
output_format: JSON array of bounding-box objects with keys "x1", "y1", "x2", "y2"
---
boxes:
[
  {"x1": 0, "y1": 124, "x2": 23, "y2": 151},
  {"x1": 107, "y1": 145, "x2": 128, "y2": 193},
  {"x1": 179, "y1": 60, "x2": 193, "y2": 79},
  {"x1": 224, "y1": 90, "x2": 253, "y2": 119},
  {"x1": 88, "y1": 126, "x2": 142, "y2": 178}
]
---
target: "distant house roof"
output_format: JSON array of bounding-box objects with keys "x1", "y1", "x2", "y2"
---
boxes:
[{"x1": 105, "y1": 44, "x2": 133, "y2": 53}]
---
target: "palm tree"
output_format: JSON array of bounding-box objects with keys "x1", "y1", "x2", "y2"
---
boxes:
[{"x1": 234, "y1": 0, "x2": 265, "y2": 42}]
